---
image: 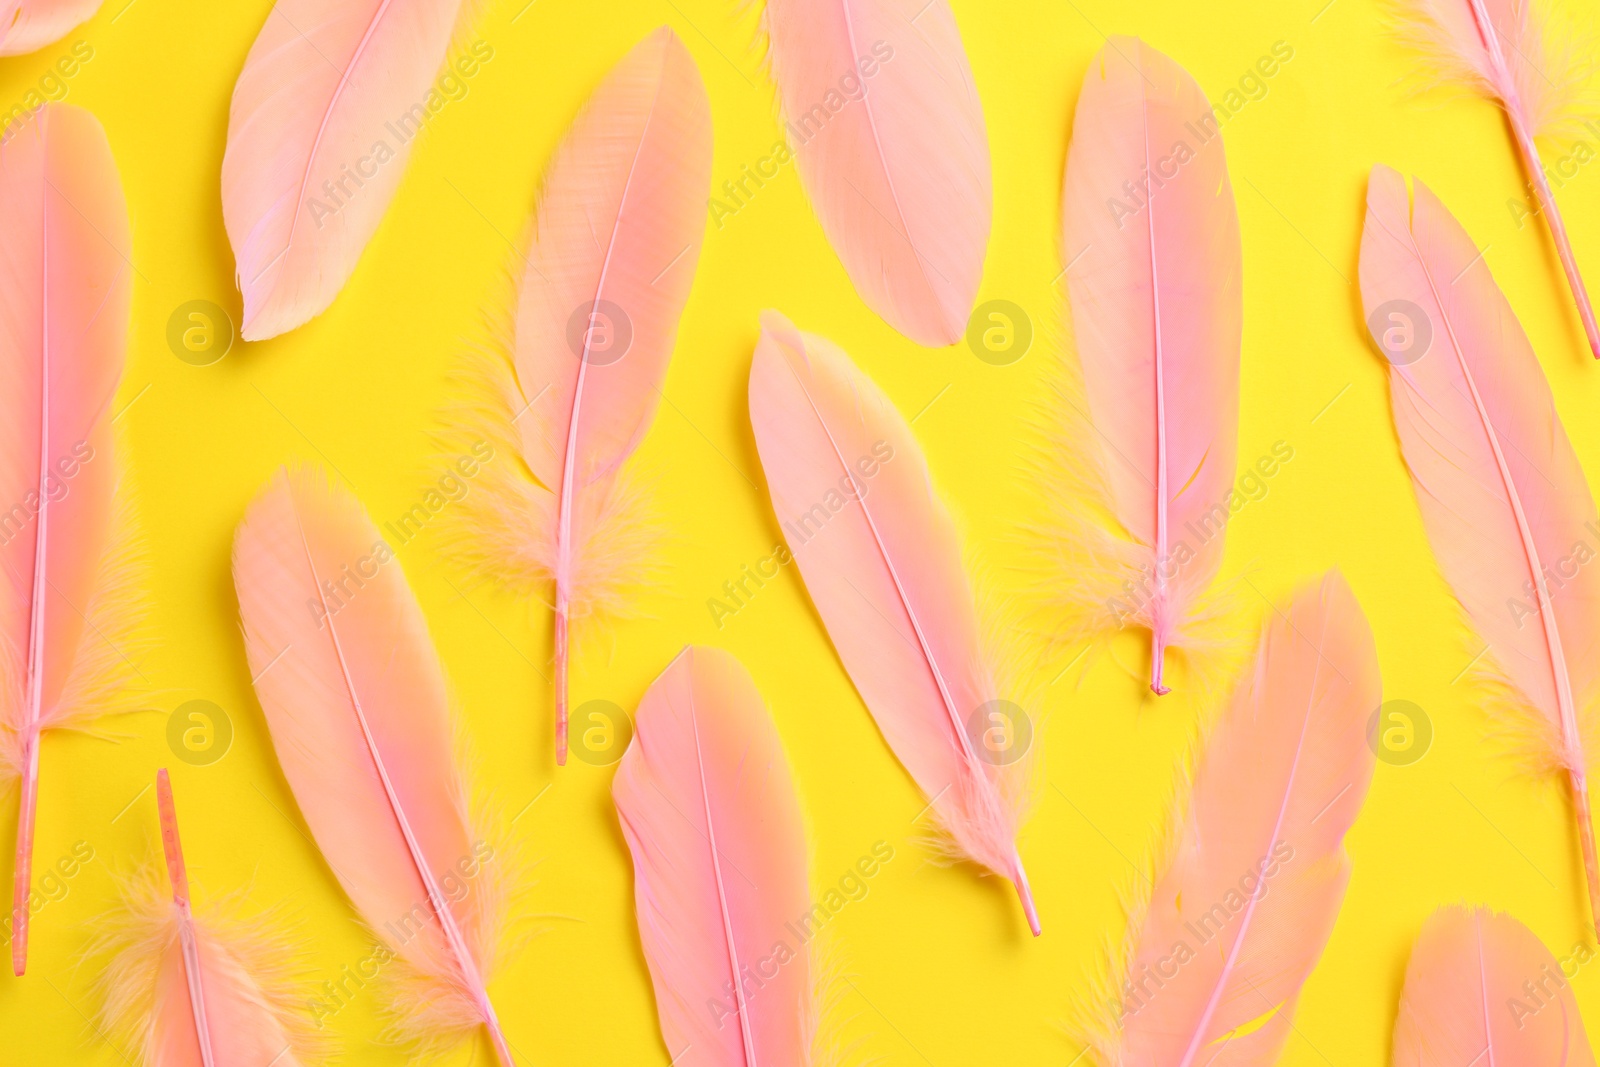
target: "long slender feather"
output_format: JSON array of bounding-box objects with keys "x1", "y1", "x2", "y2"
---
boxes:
[
  {"x1": 221, "y1": 0, "x2": 468, "y2": 340},
  {"x1": 92, "y1": 783, "x2": 320, "y2": 1067},
  {"x1": 1056, "y1": 38, "x2": 1242, "y2": 696},
  {"x1": 0, "y1": 0, "x2": 101, "y2": 56},
  {"x1": 1089, "y1": 572, "x2": 1380, "y2": 1067},
  {"x1": 1393, "y1": 0, "x2": 1600, "y2": 357},
  {"x1": 1359, "y1": 164, "x2": 1600, "y2": 932},
  {"x1": 613, "y1": 647, "x2": 816, "y2": 1067},
  {"x1": 233, "y1": 467, "x2": 515, "y2": 1063},
  {"x1": 1393, "y1": 907, "x2": 1596, "y2": 1066},
  {"x1": 0, "y1": 102, "x2": 131, "y2": 976},
  {"x1": 445, "y1": 27, "x2": 710, "y2": 766},
  {"x1": 747, "y1": 310, "x2": 1039, "y2": 935},
  {"x1": 759, "y1": 0, "x2": 991, "y2": 346}
]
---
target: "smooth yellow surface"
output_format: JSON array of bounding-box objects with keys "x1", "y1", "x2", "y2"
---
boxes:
[{"x1": 4, "y1": 0, "x2": 1600, "y2": 1063}]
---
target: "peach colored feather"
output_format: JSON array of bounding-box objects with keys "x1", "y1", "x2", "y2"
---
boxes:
[
  {"x1": 1392, "y1": 0, "x2": 1600, "y2": 357},
  {"x1": 233, "y1": 468, "x2": 514, "y2": 1064},
  {"x1": 447, "y1": 27, "x2": 710, "y2": 766},
  {"x1": 747, "y1": 310, "x2": 1039, "y2": 935},
  {"x1": 0, "y1": 102, "x2": 130, "y2": 976},
  {"x1": 1359, "y1": 164, "x2": 1600, "y2": 932},
  {"x1": 0, "y1": 0, "x2": 101, "y2": 56},
  {"x1": 1095, "y1": 573, "x2": 1379, "y2": 1067},
  {"x1": 760, "y1": 0, "x2": 991, "y2": 346},
  {"x1": 1394, "y1": 907, "x2": 1596, "y2": 1066},
  {"x1": 221, "y1": 0, "x2": 467, "y2": 340},
  {"x1": 1057, "y1": 38, "x2": 1241, "y2": 696},
  {"x1": 613, "y1": 647, "x2": 816, "y2": 1067},
  {"x1": 92, "y1": 770, "x2": 315, "y2": 1067}
]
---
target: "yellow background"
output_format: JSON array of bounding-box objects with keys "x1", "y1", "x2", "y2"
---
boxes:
[{"x1": 3, "y1": 0, "x2": 1599, "y2": 1062}]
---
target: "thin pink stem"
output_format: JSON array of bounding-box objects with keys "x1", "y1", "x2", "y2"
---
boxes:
[
  {"x1": 1572, "y1": 772, "x2": 1600, "y2": 936},
  {"x1": 1507, "y1": 116, "x2": 1600, "y2": 359},
  {"x1": 11, "y1": 731, "x2": 39, "y2": 975},
  {"x1": 157, "y1": 770, "x2": 217, "y2": 1067},
  {"x1": 1150, "y1": 627, "x2": 1170, "y2": 697},
  {"x1": 553, "y1": 592, "x2": 570, "y2": 766},
  {"x1": 1012, "y1": 856, "x2": 1042, "y2": 937}
]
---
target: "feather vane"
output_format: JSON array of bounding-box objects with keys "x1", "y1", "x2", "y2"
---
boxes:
[
  {"x1": 613, "y1": 646, "x2": 816, "y2": 1067},
  {"x1": 233, "y1": 468, "x2": 515, "y2": 1063},
  {"x1": 747, "y1": 310, "x2": 1039, "y2": 935}
]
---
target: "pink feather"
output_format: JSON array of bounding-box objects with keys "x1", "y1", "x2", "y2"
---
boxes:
[
  {"x1": 747, "y1": 310, "x2": 1039, "y2": 935},
  {"x1": 760, "y1": 0, "x2": 991, "y2": 346},
  {"x1": 446, "y1": 27, "x2": 710, "y2": 766},
  {"x1": 613, "y1": 647, "x2": 815, "y2": 1067},
  {"x1": 0, "y1": 0, "x2": 101, "y2": 56},
  {"x1": 221, "y1": 0, "x2": 468, "y2": 340},
  {"x1": 1393, "y1": 907, "x2": 1595, "y2": 1066},
  {"x1": 1392, "y1": 0, "x2": 1600, "y2": 358},
  {"x1": 1359, "y1": 164, "x2": 1600, "y2": 932},
  {"x1": 92, "y1": 770, "x2": 317, "y2": 1067},
  {"x1": 1058, "y1": 38, "x2": 1242, "y2": 696},
  {"x1": 1094, "y1": 572, "x2": 1380, "y2": 1066},
  {"x1": 0, "y1": 102, "x2": 130, "y2": 976},
  {"x1": 232, "y1": 468, "x2": 515, "y2": 1064}
]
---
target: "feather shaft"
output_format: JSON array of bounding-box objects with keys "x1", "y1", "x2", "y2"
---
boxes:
[{"x1": 155, "y1": 770, "x2": 216, "y2": 1067}]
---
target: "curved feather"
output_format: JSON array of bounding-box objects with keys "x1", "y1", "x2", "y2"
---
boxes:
[
  {"x1": 613, "y1": 647, "x2": 814, "y2": 1067},
  {"x1": 747, "y1": 310, "x2": 1038, "y2": 935},
  {"x1": 233, "y1": 468, "x2": 513, "y2": 1064},
  {"x1": 221, "y1": 0, "x2": 467, "y2": 340},
  {"x1": 1393, "y1": 907, "x2": 1595, "y2": 1066},
  {"x1": 451, "y1": 27, "x2": 710, "y2": 765},
  {"x1": 1394, "y1": 0, "x2": 1600, "y2": 357},
  {"x1": 1358, "y1": 164, "x2": 1600, "y2": 930},
  {"x1": 761, "y1": 0, "x2": 991, "y2": 346},
  {"x1": 0, "y1": 0, "x2": 100, "y2": 55},
  {"x1": 1102, "y1": 572, "x2": 1379, "y2": 1067},
  {"x1": 1059, "y1": 38, "x2": 1242, "y2": 695},
  {"x1": 0, "y1": 102, "x2": 129, "y2": 975}
]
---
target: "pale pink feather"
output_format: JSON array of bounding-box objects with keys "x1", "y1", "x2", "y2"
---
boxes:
[
  {"x1": 747, "y1": 310, "x2": 1038, "y2": 935},
  {"x1": 119, "y1": 770, "x2": 313, "y2": 1067},
  {"x1": 1394, "y1": 0, "x2": 1600, "y2": 357},
  {"x1": 221, "y1": 0, "x2": 466, "y2": 340},
  {"x1": 453, "y1": 27, "x2": 710, "y2": 766},
  {"x1": 761, "y1": 0, "x2": 991, "y2": 346},
  {"x1": 0, "y1": 102, "x2": 129, "y2": 976},
  {"x1": 1060, "y1": 38, "x2": 1242, "y2": 695},
  {"x1": 1104, "y1": 572, "x2": 1379, "y2": 1067},
  {"x1": 0, "y1": 0, "x2": 101, "y2": 56},
  {"x1": 1394, "y1": 907, "x2": 1596, "y2": 1066},
  {"x1": 233, "y1": 468, "x2": 513, "y2": 1064},
  {"x1": 613, "y1": 647, "x2": 815, "y2": 1067},
  {"x1": 1359, "y1": 164, "x2": 1600, "y2": 930}
]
